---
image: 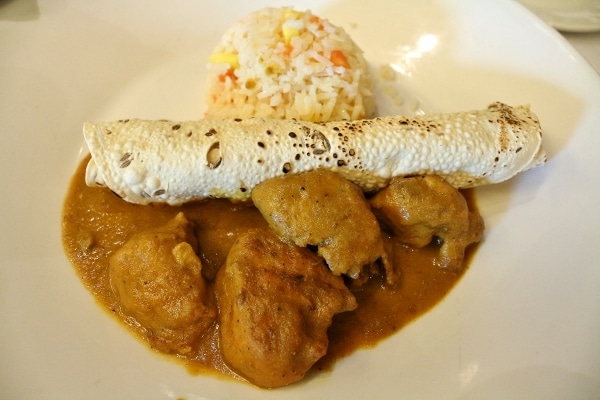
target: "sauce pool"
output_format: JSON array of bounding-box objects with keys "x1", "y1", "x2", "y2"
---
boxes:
[{"x1": 62, "y1": 156, "x2": 477, "y2": 382}]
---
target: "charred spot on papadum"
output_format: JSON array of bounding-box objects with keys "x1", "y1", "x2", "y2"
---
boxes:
[
  {"x1": 207, "y1": 142, "x2": 222, "y2": 169},
  {"x1": 300, "y1": 126, "x2": 330, "y2": 155},
  {"x1": 119, "y1": 152, "x2": 133, "y2": 168}
]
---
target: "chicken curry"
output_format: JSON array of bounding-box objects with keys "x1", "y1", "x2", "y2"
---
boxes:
[{"x1": 62, "y1": 155, "x2": 483, "y2": 388}]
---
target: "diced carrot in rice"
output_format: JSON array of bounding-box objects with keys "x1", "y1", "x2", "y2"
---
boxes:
[{"x1": 330, "y1": 50, "x2": 350, "y2": 68}]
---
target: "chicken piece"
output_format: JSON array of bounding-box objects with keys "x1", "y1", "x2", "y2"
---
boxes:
[
  {"x1": 109, "y1": 212, "x2": 216, "y2": 355},
  {"x1": 251, "y1": 169, "x2": 393, "y2": 282},
  {"x1": 370, "y1": 175, "x2": 484, "y2": 269},
  {"x1": 215, "y1": 228, "x2": 357, "y2": 388}
]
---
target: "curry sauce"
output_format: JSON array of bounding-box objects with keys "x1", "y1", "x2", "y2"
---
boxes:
[{"x1": 62, "y1": 155, "x2": 477, "y2": 383}]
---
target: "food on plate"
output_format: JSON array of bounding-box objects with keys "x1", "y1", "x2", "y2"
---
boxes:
[
  {"x1": 83, "y1": 102, "x2": 545, "y2": 205},
  {"x1": 108, "y1": 213, "x2": 216, "y2": 355},
  {"x1": 204, "y1": 7, "x2": 374, "y2": 122},
  {"x1": 216, "y1": 228, "x2": 357, "y2": 388},
  {"x1": 62, "y1": 159, "x2": 485, "y2": 387},
  {"x1": 252, "y1": 169, "x2": 393, "y2": 282},
  {"x1": 62, "y1": 6, "x2": 547, "y2": 390},
  {"x1": 370, "y1": 175, "x2": 484, "y2": 270}
]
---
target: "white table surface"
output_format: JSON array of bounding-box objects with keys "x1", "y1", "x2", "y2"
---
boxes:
[{"x1": 562, "y1": 31, "x2": 600, "y2": 73}]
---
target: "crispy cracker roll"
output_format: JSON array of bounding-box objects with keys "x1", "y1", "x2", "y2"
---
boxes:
[{"x1": 84, "y1": 102, "x2": 545, "y2": 205}]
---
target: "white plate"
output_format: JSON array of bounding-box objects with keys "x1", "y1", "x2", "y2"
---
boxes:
[
  {"x1": 1, "y1": 0, "x2": 600, "y2": 399},
  {"x1": 518, "y1": 0, "x2": 600, "y2": 32}
]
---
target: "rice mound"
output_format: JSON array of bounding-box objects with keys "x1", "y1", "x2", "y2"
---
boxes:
[{"x1": 204, "y1": 7, "x2": 375, "y2": 122}]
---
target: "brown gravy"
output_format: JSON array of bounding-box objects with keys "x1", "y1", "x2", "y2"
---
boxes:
[{"x1": 62, "y1": 156, "x2": 476, "y2": 382}]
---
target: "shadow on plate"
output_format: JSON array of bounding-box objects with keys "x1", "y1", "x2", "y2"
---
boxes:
[{"x1": 0, "y1": 0, "x2": 39, "y2": 21}]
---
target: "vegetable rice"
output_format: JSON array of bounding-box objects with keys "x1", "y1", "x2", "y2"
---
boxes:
[{"x1": 205, "y1": 7, "x2": 375, "y2": 122}]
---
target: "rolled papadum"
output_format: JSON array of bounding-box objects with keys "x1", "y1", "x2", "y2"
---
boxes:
[{"x1": 83, "y1": 102, "x2": 545, "y2": 205}]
